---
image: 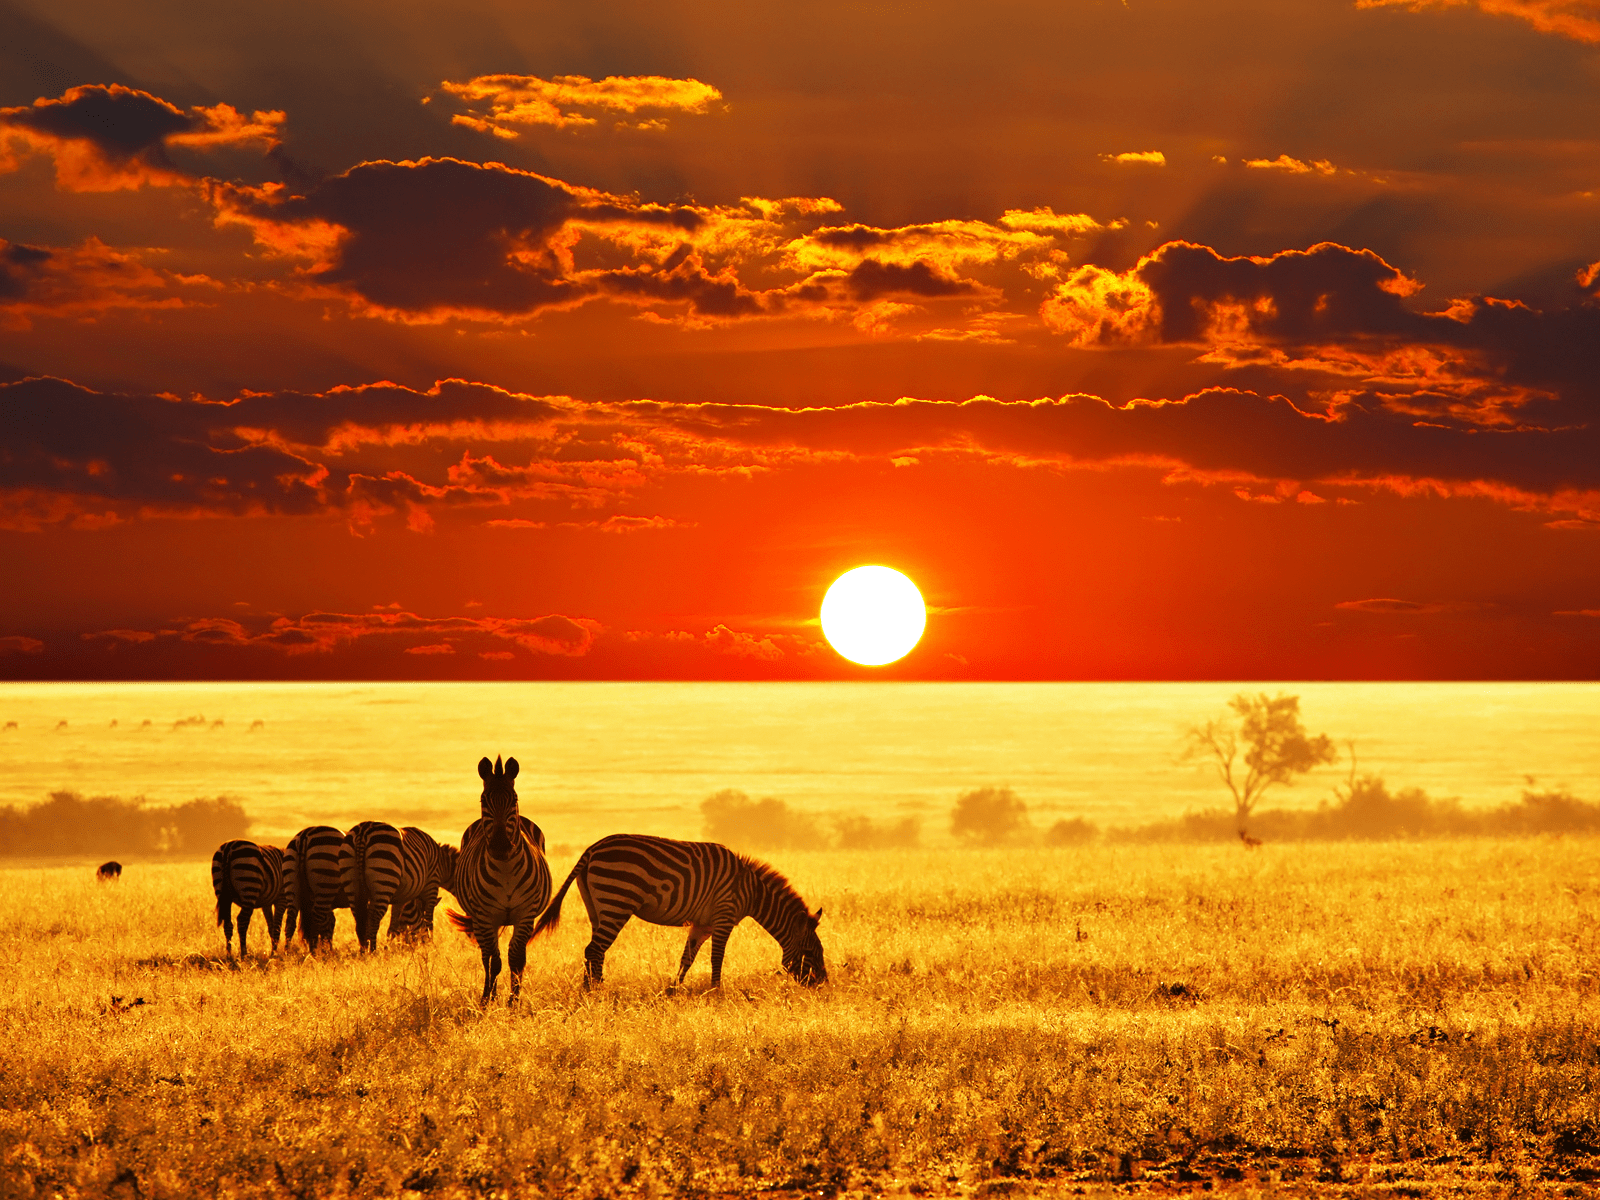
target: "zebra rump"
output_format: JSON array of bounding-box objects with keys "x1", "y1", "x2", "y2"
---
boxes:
[{"x1": 340, "y1": 820, "x2": 404, "y2": 952}]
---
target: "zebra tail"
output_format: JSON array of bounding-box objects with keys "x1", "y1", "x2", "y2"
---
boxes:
[
  {"x1": 212, "y1": 845, "x2": 236, "y2": 927},
  {"x1": 444, "y1": 908, "x2": 474, "y2": 937},
  {"x1": 354, "y1": 831, "x2": 370, "y2": 936},
  {"x1": 295, "y1": 843, "x2": 313, "y2": 938},
  {"x1": 531, "y1": 863, "x2": 579, "y2": 939}
]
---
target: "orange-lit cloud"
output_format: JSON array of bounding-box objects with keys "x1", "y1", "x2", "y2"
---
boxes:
[
  {"x1": 1101, "y1": 151, "x2": 1166, "y2": 165},
  {"x1": 0, "y1": 85, "x2": 283, "y2": 191},
  {"x1": 1244, "y1": 154, "x2": 1339, "y2": 175},
  {"x1": 438, "y1": 74, "x2": 722, "y2": 136},
  {"x1": 1356, "y1": 0, "x2": 1600, "y2": 43},
  {"x1": 0, "y1": 238, "x2": 197, "y2": 328}
]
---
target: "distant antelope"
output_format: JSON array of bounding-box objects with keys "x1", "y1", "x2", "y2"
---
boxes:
[
  {"x1": 532, "y1": 834, "x2": 826, "y2": 989},
  {"x1": 211, "y1": 841, "x2": 286, "y2": 955},
  {"x1": 445, "y1": 756, "x2": 551, "y2": 1005},
  {"x1": 1238, "y1": 830, "x2": 1262, "y2": 850},
  {"x1": 340, "y1": 820, "x2": 405, "y2": 952},
  {"x1": 96, "y1": 860, "x2": 122, "y2": 881}
]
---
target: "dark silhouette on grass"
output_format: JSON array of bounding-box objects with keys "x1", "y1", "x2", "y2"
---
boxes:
[
  {"x1": 0, "y1": 792, "x2": 249, "y2": 857},
  {"x1": 951, "y1": 786, "x2": 1031, "y2": 845},
  {"x1": 96, "y1": 860, "x2": 122, "y2": 880},
  {"x1": 1184, "y1": 693, "x2": 1336, "y2": 839}
]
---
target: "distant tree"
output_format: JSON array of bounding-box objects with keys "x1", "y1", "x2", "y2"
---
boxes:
[
  {"x1": 1184, "y1": 693, "x2": 1336, "y2": 839},
  {"x1": 1044, "y1": 817, "x2": 1098, "y2": 847},
  {"x1": 833, "y1": 814, "x2": 921, "y2": 850},
  {"x1": 950, "y1": 786, "x2": 1030, "y2": 845},
  {"x1": 701, "y1": 789, "x2": 828, "y2": 851}
]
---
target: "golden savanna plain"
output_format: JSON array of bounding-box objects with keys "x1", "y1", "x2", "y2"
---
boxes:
[{"x1": 4, "y1": 839, "x2": 1600, "y2": 1199}]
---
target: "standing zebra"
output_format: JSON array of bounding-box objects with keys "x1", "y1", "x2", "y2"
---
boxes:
[
  {"x1": 388, "y1": 826, "x2": 460, "y2": 939},
  {"x1": 341, "y1": 820, "x2": 405, "y2": 952},
  {"x1": 286, "y1": 825, "x2": 346, "y2": 950},
  {"x1": 531, "y1": 834, "x2": 826, "y2": 988},
  {"x1": 211, "y1": 840, "x2": 287, "y2": 957},
  {"x1": 445, "y1": 756, "x2": 552, "y2": 1004}
]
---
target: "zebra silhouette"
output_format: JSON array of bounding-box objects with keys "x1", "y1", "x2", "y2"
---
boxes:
[
  {"x1": 446, "y1": 756, "x2": 551, "y2": 1004},
  {"x1": 532, "y1": 834, "x2": 826, "y2": 989},
  {"x1": 341, "y1": 821, "x2": 405, "y2": 952},
  {"x1": 286, "y1": 825, "x2": 346, "y2": 950},
  {"x1": 211, "y1": 841, "x2": 288, "y2": 956},
  {"x1": 388, "y1": 826, "x2": 459, "y2": 939}
]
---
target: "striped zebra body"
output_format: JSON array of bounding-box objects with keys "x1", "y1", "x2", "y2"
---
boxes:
[
  {"x1": 340, "y1": 820, "x2": 405, "y2": 952},
  {"x1": 286, "y1": 825, "x2": 347, "y2": 950},
  {"x1": 532, "y1": 834, "x2": 826, "y2": 988},
  {"x1": 211, "y1": 840, "x2": 287, "y2": 957},
  {"x1": 445, "y1": 755, "x2": 552, "y2": 1004},
  {"x1": 388, "y1": 826, "x2": 460, "y2": 939}
]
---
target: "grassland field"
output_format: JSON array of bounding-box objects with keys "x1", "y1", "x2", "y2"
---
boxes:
[{"x1": 5, "y1": 839, "x2": 1600, "y2": 1199}]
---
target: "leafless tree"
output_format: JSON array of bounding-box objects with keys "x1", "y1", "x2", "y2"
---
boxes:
[{"x1": 1185, "y1": 693, "x2": 1336, "y2": 839}]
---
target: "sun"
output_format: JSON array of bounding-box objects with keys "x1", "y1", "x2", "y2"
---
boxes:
[{"x1": 820, "y1": 565, "x2": 926, "y2": 666}]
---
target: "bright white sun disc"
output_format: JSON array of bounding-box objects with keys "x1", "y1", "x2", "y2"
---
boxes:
[{"x1": 821, "y1": 566, "x2": 926, "y2": 666}]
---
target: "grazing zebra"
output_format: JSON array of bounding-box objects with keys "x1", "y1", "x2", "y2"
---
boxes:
[
  {"x1": 388, "y1": 826, "x2": 460, "y2": 939},
  {"x1": 96, "y1": 860, "x2": 122, "y2": 881},
  {"x1": 445, "y1": 756, "x2": 552, "y2": 1004},
  {"x1": 211, "y1": 841, "x2": 286, "y2": 956},
  {"x1": 531, "y1": 834, "x2": 826, "y2": 989},
  {"x1": 286, "y1": 825, "x2": 347, "y2": 950},
  {"x1": 340, "y1": 820, "x2": 405, "y2": 952}
]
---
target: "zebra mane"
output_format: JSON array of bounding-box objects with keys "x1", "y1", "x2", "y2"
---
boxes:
[{"x1": 736, "y1": 853, "x2": 809, "y2": 913}]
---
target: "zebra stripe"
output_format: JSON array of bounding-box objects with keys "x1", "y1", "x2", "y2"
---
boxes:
[
  {"x1": 445, "y1": 755, "x2": 552, "y2": 1004},
  {"x1": 388, "y1": 826, "x2": 460, "y2": 940},
  {"x1": 531, "y1": 834, "x2": 826, "y2": 988},
  {"x1": 340, "y1": 820, "x2": 405, "y2": 952},
  {"x1": 211, "y1": 840, "x2": 287, "y2": 957},
  {"x1": 286, "y1": 825, "x2": 346, "y2": 950}
]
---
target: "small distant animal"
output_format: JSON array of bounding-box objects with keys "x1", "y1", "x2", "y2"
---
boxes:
[
  {"x1": 139, "y1": 719, "x2": 152, "y2": 729},
  {"x1": 1239, "y1": 830, "x2": 1263, "y2": 850},
  {"x1": 97, "y1": 861, "x2": 122, "y2": 882},
  {"x1": 532, "y1": 833, "x2": 826, "y2": 990},
  {"x1": 2, "y1": 721, "x2": 15, "y2": 731},
  {"x1": 249, "y1": 719, "x2": 265, "y2": 732},
  {"x1": 445, "y1": 756, "x2": 551, "y2": 1005},
  {"x1": 211, "y1": 841, "x2": 288, "y2": 956},
  {"x1": 54, "y1": 720, "x2": 67, "y2": 730},
  {"x1": 210, "y1": 719, "x2": 224, "y2": 730},
  {"x1": 109, "y1": 719, "x2": 118, "y2": 729}
]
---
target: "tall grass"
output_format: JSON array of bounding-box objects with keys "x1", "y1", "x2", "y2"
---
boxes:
[{"x1": 4, "y1": 840, "x2": 1600, "y2": 1197}]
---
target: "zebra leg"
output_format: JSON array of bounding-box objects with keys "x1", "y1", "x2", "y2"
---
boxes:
[
  {"x1": 311, "y1": 904, "x2": 335, "y2": 950},
  {"x1": 284, "y1": 906, "x2": 299, "y2": 946},
  {"x1": 707, "y1": 922, "x2": 737, "y2": 988},
  {"x1": 583, "y1": 914, "x2": 629, "y2": 988},
  {"x1": 476, "y1": 924, "x2": 503, "y2": 1005},
  {"x1": 675, "y1": 925, "x2": 712, "y2": 986},
  {"x1": 220, "y1": 902, "x2": 236, "y2": 956},
  {"x1": 265, "y1": 903, "x2": 284, "y2": 953},
  {"x1": 506, "y1": 920, "x2": 536, "y2": 1005},
  {"x1": 238, "y1": 906, "x2": 254, "y2": 958},
  {"x1": 366, "y1": 901, "x2": 388, "y2": 952}
]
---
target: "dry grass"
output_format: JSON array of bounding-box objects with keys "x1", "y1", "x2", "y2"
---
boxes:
[{"x1": 4, "y1": 839, "x2": 1600, "y2": 1198}]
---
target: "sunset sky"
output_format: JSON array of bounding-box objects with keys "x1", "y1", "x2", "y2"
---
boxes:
[{"x1": 2, "y1": 0, "x2": 1598, "y2": 680}]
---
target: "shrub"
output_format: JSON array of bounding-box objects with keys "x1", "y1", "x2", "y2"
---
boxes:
[
  {"x1": 700, "y1": 789, "x2": 828, "y2": 851},
  {"x1": 0, "y1": 791, "x2": 250, "y2": 857},
  {"x1": 950, "y1": 786, "x2": 1030, "y2": 845},
  {"x1": 1044, "y1": 817, "x2": 1098, "y2": 846},
  {"x1": 833, "y1": 814, "x2": 921, "y2": 850}
]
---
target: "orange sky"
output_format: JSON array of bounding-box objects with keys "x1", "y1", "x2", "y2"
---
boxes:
[{"x1": 1, "y1": 0, "x2": 1598, "y2": 680}]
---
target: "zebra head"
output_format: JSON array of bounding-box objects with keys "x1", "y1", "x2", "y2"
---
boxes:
[
  {"x1": 478, "y1": 755, "x2": 521, "y2": 853},
  {"x1": 783, "y1": 909, "x2": 827, "y2": 986}
]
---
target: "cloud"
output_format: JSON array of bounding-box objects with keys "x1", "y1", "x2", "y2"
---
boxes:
[
  {"x1": 0, "y1": 84, "x2": 283, "y2": 191},
  {"x1": 1356, "y1": 0, "x2": 1600, "y2": 43},
  {"x1": 0, "y1": 237, "x2": 195, "y2": 328},
  {"x1": 438, "y1": 74, "x2": 723, "y2": 136},
  {"x1": 0, "y1": 635, "x2": 45, "y2": 654},
  {"x1": 703, "y1": 624, "x2": 786, "y2": 661},
  {"x1": 1334, "y1": 598, "x2": 1451, "y2": 613},
  {"x1": 1101, "y1": 151, "x2": 1166, "y2": 165},
  {"x1": 1244, "y1": 154, "x2": 1339, "y2": 175},
  {"x1": 80, "y1": 609, "x2": 601, "y2": 658}
]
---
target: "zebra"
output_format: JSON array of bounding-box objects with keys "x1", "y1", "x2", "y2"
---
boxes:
[
  {"x1": 388, "y1": 826, "x2": 460, "y2": 940},
  {"x1": 340, "y1": 820, "x2": 405, "y2": 952},
  {"x1": 531, "y1": 834, "x2": 826, "y2": 989},
  {"x1": 211, "y1": 840, "x2": 287, "y2": 957},
  {"x1": 445, "y1": 756, "x2": 551, "y2": 1004},
  {"x1": 96, "y1": 860, "x2": 122, "y2": 881},
  {"x1": 286, "y1": 825, "x2": 346, "y2": 950}
]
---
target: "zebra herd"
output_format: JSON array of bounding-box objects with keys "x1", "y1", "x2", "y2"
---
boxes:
[{"x1": 210, "y1": 754, "x2": 827, "y2": 1003}]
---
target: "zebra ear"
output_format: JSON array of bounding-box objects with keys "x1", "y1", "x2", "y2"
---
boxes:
[
  {"x1": 505, "y1": 757, "x2": 519, "y2": 780},
  {"x1": 478, "y1": 757, "x2": 493, "y2": 780},
  {"x1": 810, "y1": 909, "x2": 822, "y2": 928}
]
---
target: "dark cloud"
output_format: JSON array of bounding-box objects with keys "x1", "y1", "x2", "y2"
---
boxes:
[
  {"x1": 0, "y1": 237, "x2": 188, "y2": 326},
  {"x1": 846, "y1": 259, "x2": 983, "y2": 301},
  {"x1": 0, "y1": 83, "x2": 283, "y2": 190}
]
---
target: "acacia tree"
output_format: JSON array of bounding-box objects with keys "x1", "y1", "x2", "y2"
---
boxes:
[{"x1": 1184, "y1": 693, "x2": 1336, "y2": 838}]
